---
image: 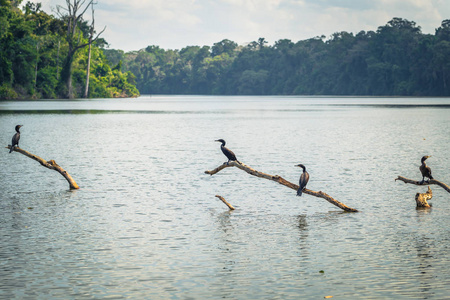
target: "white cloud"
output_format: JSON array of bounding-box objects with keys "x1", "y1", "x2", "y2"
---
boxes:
[{"x1": 26, "y1": 0, "x2": 450, "y2": 51}]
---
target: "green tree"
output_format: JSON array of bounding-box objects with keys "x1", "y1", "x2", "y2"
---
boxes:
[
  {"x1": 211, "y1": 39, "x2": 237, "y2": 57},
  {"x1": 237, "y1": 70, "x2": 269, "y2": 94}
]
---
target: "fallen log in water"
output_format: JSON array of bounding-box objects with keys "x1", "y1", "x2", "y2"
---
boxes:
[
  {"x1": 205, "y1": 161, "x2": 358, "y2": 212},
  {"x1": 6, "y1": 146, "x2": 79, "y2": 190},
  {"x1": 395, "y1": 176, "x2": 450, "y2": 193},
  {"x1": 415, "y1": 186, "x2": 433, "y2": 208}
]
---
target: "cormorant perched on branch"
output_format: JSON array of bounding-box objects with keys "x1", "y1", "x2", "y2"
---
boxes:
[
  {"x1": 9, "y1": 125, "x2": 23, "y2": 153},
  {"x1": 215, "y1": 139, "x2": 240, "y2": 164},
  {"x1": 419, "y1": 155, "x2": 433, "y2": 183},
  {"x1": 296, "y1": 164, "x2": 309, "y2": 196}
]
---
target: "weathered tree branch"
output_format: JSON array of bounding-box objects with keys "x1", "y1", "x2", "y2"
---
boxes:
[
  {"x1": 395, "y1": 176, "x2": 450, "y2": 193},
  {"x1": 6, "y1": 146, "x2": 79, "y2": 190},
  {"x1": 73, "y1": 26, "x2": 106, "y2": 52},
  {"x1": 215, "y1": 195, "x2": 235, "y2": 210},
  {"x1": 205, "y1": 161, "x2": 358, "y2": 212},
  {"x1": 415, "y1": 186, "x2": 433, "y2": 208}
]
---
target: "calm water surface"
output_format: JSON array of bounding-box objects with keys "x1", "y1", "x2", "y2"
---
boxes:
[{"x1": 1, "y1": 96, "x2": 450, "y2": 299}]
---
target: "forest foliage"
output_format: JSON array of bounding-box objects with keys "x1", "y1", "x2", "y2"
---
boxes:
[
  {"x1": 2, "y1": 0, "x2": 450, "y2": 99},
  {"x1": 104, "y1": 18, "x2": 450, "y2": 96},
  {"x1": 0, "y1": 0, "x2": 139, "y2": 100}
]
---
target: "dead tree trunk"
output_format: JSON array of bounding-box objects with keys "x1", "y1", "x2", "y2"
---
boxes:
[
  {"x1": 205, "y1": 161, "x2": 358, "y2": 212},
  {"x1": 395, "y1": 176, "x2": 450, "y2": 193},
  {"x1": 415, "y1": 186, "x2": 433, "y2": 208},
  {"x1": 83, "y1": 41, "x2": 92, "y2": 98},
  {"x1": 6, "y1": 146, "x2": 79, "y2": 190},
  {"x1": 83, "y1": 3, "x2": 95, "y2": 98}
]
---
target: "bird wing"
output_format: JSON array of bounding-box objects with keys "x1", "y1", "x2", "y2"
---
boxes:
[
  {"x1": 222, "y1": 146, "x2": 237, "y2": 161},
  {"x1": 299, "y1": 172, "x2": 309, "y2": 189}
]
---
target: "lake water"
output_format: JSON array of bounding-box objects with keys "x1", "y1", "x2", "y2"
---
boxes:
[{"x1": 1, "y1": 96, "x2": 450, "y2": 299}]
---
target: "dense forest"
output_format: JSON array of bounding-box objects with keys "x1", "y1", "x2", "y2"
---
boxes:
[
  {"x1": 2, "y1": 0, "x2": 450, "y2": 99},
  {"x1": 0, "y1": 0, "x2": 139, "y2": 100},
  {"x1": 105, "y1": 18, "x2": 450, "y2": 96}
]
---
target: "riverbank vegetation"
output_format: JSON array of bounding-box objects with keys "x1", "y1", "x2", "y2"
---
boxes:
[
  {"x1": 1, "y1": 1, "x2": 449, "y2": 99},
  {"x1": 105, "y1": 18, "x2": 450, "y2": 96},
  {"x1": 0, "y1": 0, "x2": 139, "y2": 100}
]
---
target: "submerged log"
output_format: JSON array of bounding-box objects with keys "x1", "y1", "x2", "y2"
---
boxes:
[
  {"x1": 415, "y1": 186, "x2": 433, "y2": 208},
  {"x1": 205, "y1": 161, "x2": 358, "y2": 212},
  {"x1": 395, "y1": 176, "x2": 450, "y2": 193},
  {"x1": 6, "y1": 146, "x2": 79, "y2": 190},
  {"x1": 215, "y1": 195, "x2": 235, "y2": 210}
]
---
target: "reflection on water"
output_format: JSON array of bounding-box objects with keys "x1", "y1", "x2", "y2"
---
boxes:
[{"x1": 1, "y1": 96, "x2": 450, "y2": 299}]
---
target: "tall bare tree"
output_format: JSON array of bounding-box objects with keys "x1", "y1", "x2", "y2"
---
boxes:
[
  {"x1": 56, "y1": 0, "x2": 105, "y2": 99},
  {"x1": 83, "y1": 2, "x2": 95, "y2": 98}
]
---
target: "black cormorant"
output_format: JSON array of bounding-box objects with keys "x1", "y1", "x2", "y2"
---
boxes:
[
  {"x1": 296, "y1": 164, "x2": 309, "y2": 196},
  {"x1": 419, "y1": 155, "x2": 433, "y2": 183},
  {"x1": 215, "y1": 139, "x2": 240, "y2": 164},
  {"x1": 9, "y1": 125, "x2": 23, "y2": 153}
]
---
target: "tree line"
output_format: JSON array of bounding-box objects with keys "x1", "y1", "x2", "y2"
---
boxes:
[
  {"x1": 0, "y1": 0, "x2": 139, "y2": 100},
  {"x1": 105, "y1": 18, "x2": 450, "y2": 96},
  {"x1": 2, "y1": 2, "x2": 449, "y2": 99}
]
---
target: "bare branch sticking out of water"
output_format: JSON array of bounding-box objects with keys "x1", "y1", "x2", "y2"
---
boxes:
[
  {"x1": 206, "y1": 161, "x2": 358, "y2": 212},
  {"x1": 395, "y1": 176, "x2": 450, "y2": 193},
  {"x1": 6, "y1": 146, "x2": 79, "y2": 190},
  {"x1": 415, "y1": 186, "x2": 433, "y2": 208},
  {"x1": 215, "y1": 195, "x2": 235, "y2": 210}
]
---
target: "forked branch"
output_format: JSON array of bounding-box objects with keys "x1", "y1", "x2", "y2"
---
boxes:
[
  {"x1": 206, "y1": 161, "x2": 358, "y2": 212},
  {"x1": 395, "y1": 176, "x2": 450, "y2": 193},
  {"x1": 6, "y1": 146, "x2": 79, "y2": 190}
]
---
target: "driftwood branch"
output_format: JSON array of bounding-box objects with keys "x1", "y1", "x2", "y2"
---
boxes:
[
  {"x1": 206, "y1": 161, "x2": 358, "y2": 212},
  {"x1": 395, "y1": 176, "x2": 450, "y2": 193},
  {"x1": 415, "y1": 186, "x2": 433, "y2": 208},
  {"x1": 215, "y1": 195, "x2": 235, "y2": 210},
  {"x1": 6, "y1": 146, "x2": 79, "y2": 190}
]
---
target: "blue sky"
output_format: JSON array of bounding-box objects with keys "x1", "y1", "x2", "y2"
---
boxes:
[{"x1": 32, "y1": 0, "x2": 450, "y2": 52}]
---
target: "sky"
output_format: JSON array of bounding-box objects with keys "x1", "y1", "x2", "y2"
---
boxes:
[{"x1": 31, "y1": 0, "x2": 450, "y2": 52}]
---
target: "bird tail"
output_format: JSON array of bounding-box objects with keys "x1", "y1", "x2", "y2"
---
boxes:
[
  {"x1": 429, "y1": 175, "x2": 434, "y2": 180},
  {"x1": 9, "y1": 146, "x2": 13, "y2": 153},
  {"x1": 236, "y1": 160, "x2": 241, "y2": 164},
  {"x1": 297, "y1": 188, "x2": 302, "y2": 197}
]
